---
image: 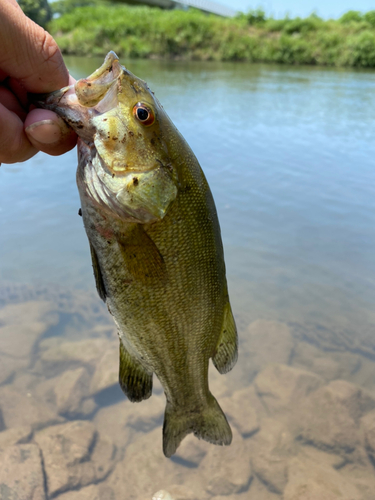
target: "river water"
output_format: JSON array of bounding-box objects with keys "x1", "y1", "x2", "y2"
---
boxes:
[{"x1": 0, "y1": 58, "x2": 375, "y2": 499}]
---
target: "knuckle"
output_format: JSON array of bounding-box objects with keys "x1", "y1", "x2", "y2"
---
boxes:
[{"x1": 38, "y1": 30, "x2": 63, "y2": 70}]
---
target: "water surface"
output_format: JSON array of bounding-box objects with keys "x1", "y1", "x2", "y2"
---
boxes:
[
  {"x1": 0, "y1": 59, "x2": 375, "y2": 499},
  {"x1": 2, "y1": 59, "x2": 374, "y2": 331}
]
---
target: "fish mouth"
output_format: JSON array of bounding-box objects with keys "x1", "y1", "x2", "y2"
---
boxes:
[
  {"x1": 30, "y1": 51, "x2": 125, "y2": 138},
  {"x1": 31, "y1": 52, "x2": 170, "y2": 222}
]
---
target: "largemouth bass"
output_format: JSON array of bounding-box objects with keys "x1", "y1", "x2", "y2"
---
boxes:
[{"x1": 35, "y1": 52, "x2": 238, "y2": 457}]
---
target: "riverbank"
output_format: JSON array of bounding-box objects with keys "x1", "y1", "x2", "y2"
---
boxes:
[{"x1": 48, "y1": 5, "x2": 375, "y2": 67}]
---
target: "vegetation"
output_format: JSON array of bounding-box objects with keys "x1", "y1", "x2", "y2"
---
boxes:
[
  {"x1": 50, "y1": 0, "x2": 103, "y2": 17},
  {"x1": 19, "y1": 0, "x2": 52, "y2": 28},
  {"x1": 46, "y1": 3, "x2": 375, "y2": 67}
]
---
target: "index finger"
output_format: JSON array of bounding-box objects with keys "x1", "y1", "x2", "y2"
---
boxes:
[{"x1": 0, "y1": 0, "x2": 69, "y2": 93}]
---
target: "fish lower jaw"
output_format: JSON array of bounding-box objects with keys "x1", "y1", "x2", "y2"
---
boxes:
[{"x1": 62, "y1": 86, "x2": 79, "y2": 105}]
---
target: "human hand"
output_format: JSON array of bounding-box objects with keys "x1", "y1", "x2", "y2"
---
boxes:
[{"x1": 0, "y1": 0, "x2": 77, "y2": 164}]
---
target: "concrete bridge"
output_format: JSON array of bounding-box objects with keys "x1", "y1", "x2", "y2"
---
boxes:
[{"x1": 121, "y1": 0, "x2": 237, "y2": 17}]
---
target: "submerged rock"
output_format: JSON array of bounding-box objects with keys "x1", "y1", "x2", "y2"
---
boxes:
[
  {"x1": 2, "y1": 284, "x2": 375, "y2": 500},
  {"x1": 0, "y1": 301, "x2": 58, "y2": 359},
  {"x1": 89, "y1": 345, "x2": 119, "y2": 396},
  {"x1": 109, "y1": 427, "x2": 208, "y2": 500},
  {"x1": 241, "y1": 320, "x2": 295, "y2": 383},
  {"x1": 210, "y1": 493, "x2": 259, "y2": 500},
  {"x1": 35, "y1": 367, "x2": 96, "y2": 418},
  {"x1": 0, "y1": 353, "x2": 28, "y2": 386},
  {"x1": 54, "y1": 483, "x2": 116, "y2": 500},
  {"x1": 124, "y1": 393, "x2": 165, "y2": 433},
  {"x1": 0, "y1": 426, "x2": 32, "y2": 448},
  {"x1": 295, "y1": 379, "x2": 375, "y2": 458},
  {"x1": 250, "y1": 419, "x2": 296, "y2": 495},
  {"x1": 361, "y1": 410, "x2": 375, "y2": 463},
  {"x1": 93, "y1": 401, "x2": 133, "y2": 449},
  {"x1": 0, "y1": 444, "x2": 46, "y2": 500},
  {"x1": 299, "y1": 445, "x2": 348, "y2": 470},
  {"x1": 0, "y1": 300, "x2": 58, "y2": 384},
  {"x1": 37, "y1": 338, "x2": 115, "y2": 376},
  {"x1": 247, "y1": 476, "x2": 282, "y2": 500},
  {"x1": 199, "y1": 427, "x2": 252, "y2": 496},
  {"x1": 336, "y1": 461, "x2": 375, "y2": 500},
  {"x1": 254, "y1": 363, "x2": 324, "y2": 415},
  {"x1": 284, "y1": 456, "x2": 362, "y2": 500},
  {"x1": 0, "y1": 386, "x2": 64, "y2": 431},
  {"x1": 34, "y1": 420, "x2": 116, "y2": 497},
  {"x1": 291, "y1": 341, "x2": 341, "y2": 381},
  {"x1": 220, "y1": 385, "x2": 261, "y2": 437},
  {"x1": 173, "y1": 433, "x2": 209, "y2": 466}
]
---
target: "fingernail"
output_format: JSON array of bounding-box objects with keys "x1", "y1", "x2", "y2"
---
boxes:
[{"x1": 26, "y1": 120, "x2": 62, "y2": 144}]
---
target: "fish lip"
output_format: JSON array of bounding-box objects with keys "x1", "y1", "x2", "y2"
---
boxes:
[
  {"x1": 30, "y1": 51, "x2": 124, "y2": 112},
  {"x1": 73, "y1": 51, "x2": 123, "y2": 108},
  {"x1": 84, "y1": 51, "x2": 123, "y2": 83},
  {"x1": 28, "y1": 85, "x2": 72, "y2": 107},
  {"x1": 29, "y1": 52, "x2": 127, "y2": 143}
]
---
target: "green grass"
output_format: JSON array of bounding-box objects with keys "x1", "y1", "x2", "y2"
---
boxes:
[{"x1": 47, "y1": 4, "x2": 375, "y2": 67}]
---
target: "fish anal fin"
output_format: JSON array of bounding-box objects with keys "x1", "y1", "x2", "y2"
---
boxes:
[
  {"x1": 116, "y1": 225, "x2": 166, "y2": 283},
  {"x1": 163, "y1": 394, "x2": 232, "y2": 458},
  {"x1": 119, "y1": 341, "x2": 152, "y2": 402},
  {"x1": 212, "y1": 301, "x2": 238, "y2": 374},
  {"x1": 89, "y1": 241, "x2": 107, "y2": 302}
]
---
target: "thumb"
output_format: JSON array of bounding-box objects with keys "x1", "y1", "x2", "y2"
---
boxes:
[
  {"x1": 0, "y1": 0, "x2": 69, "y2": 92},
  {"x1": 25, "y1": 109, "x2": 77, "y2": 156}
]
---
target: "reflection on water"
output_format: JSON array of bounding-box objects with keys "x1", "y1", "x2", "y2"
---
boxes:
[{"x1": 0, "y1": 59, "x2": 375, "y2": 499}]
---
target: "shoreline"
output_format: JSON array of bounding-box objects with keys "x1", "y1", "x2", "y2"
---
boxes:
[{"x1": 48, "y1": 5, "x2": 375, "y2": 68}]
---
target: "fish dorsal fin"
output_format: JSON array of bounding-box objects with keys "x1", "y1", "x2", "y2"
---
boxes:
[
  {"x1": 212, "y1": 301, "x2": 238, "y2": 374},
  {"x1": 116, "y1": 225, "x2": 166, "y2": 284},
  {"x1": 89, "y1": 241, "x2": 107, "y2": 302},
  {"x1": 119, "y1": 341, "x2": 153, "y2": 402}
]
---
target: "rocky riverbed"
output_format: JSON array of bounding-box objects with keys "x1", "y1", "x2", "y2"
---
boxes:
[{"x1": 1, "y1": 284, "x2": 375, "y2": 500}]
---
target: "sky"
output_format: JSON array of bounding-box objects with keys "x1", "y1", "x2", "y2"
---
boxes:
[{"x1": 226, "y1": 0, "x2": 375, "y2": 18}]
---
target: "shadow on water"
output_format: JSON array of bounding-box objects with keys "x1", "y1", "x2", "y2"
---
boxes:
[{"x1": 94, "y1": 385, "x2": 125, "y2": 409}]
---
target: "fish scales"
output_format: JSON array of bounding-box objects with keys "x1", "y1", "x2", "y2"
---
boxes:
[
  {"x1": 34, "y1": 52, "x2": 238, "y2": 457},
  {"x1": 84, "y1": 144, "x2": 223, "y2": 403}
]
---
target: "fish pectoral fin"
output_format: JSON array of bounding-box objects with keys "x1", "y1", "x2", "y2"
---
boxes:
[
  {"x1": 119, "y1": 341, "x2": 152, "y2": 402},
  {"x1": 89, "y1": 241, "x2": 107, "y2": 302},
  {"x1": 163, "y1": 394, "x2": 232, "y2": 458},
  {"x1": 116, "y1": 225, "x2": 167, "y2": 284},
  {"x1": 212, "y1": 301, "x2": 238, "y2": 374}
]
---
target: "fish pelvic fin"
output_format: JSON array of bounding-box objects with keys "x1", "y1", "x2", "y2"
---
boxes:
[
  {"x1": 212, "y1": 301, "x2": 238, "y2": 374},
  {"x1": 119, "y1": 341, "x2": 152, "y2": 402},
  {"x1": 162, "y1": 394, "x2": 232, "y2": 458}
]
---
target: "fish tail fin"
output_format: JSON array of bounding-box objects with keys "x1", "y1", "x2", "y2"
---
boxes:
[{"x1": 162, "y1": 394, "x2": 232, "y2": 458}]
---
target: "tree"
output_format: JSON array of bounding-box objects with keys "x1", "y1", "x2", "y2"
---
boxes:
[
  {"x1": 18, "y1": 0, "x2": 52, "y2": 28},
  {"x1": 339, "y1": 10, "x2": 362, "y2": 24},
  {"x1": 50, "y1": 0, "x2": 104, "y2": 16}
]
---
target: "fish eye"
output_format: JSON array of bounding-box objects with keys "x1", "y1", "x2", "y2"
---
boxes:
[{"x1": 133, "y1": 103, "x2": 155, "y2": 126}]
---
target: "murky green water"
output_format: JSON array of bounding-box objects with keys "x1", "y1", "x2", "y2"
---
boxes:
[{"x1": 0, "y1": 59, "x2": 375, "y2": 499}]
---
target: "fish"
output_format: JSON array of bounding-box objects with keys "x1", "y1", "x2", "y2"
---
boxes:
[{"x1": 34, "y1": 52, "x2": 238, "y2": 457}]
